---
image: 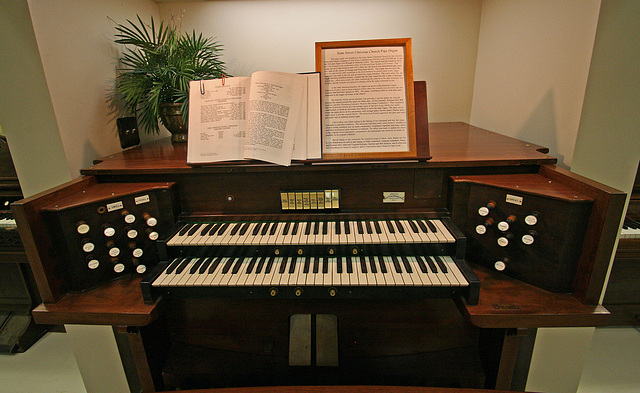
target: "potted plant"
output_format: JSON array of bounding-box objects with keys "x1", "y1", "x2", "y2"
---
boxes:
[{"x1": 113, "y1": 15, "x2": 227, "y2": 142}]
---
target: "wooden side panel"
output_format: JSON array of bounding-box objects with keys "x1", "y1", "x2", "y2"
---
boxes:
[
  {"x1": 12, "y1": 176, "x2": 97, "y2": 303},
  {"x1": 538, "y1": 165, "x2": 626, "y2": 304}
]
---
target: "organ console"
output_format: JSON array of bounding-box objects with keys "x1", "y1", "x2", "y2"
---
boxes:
[{"x1": 12, "y1": 86, "x2": 626, "y2": 392}]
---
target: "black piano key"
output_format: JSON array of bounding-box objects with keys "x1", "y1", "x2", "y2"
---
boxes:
[
  {"x1": 357, "y1": 221, "x2": 364, "y2": 234},
  {"x1": 313, "y1": 257, "x2": 319, "y2": 274},
  {"x1": 426, "y1": 220, "x2": 438, "y2": 233},
  {"x1": 408, "y1": 220, "x2": 419, "y2": 233},
  {"x1": 245, "y1": 257, "x2": 257, "y2": 274},
  {"x1": 386, "y1": 220, "x2": 395, "y2": 234},
  {"x1": 425, "y1": 256, "x2": 438, "y2": 273},
  {"x1": 416, "y1": 256, "x2": 429, "y2": 273},
  {"x1": 198, "y1": 258, "x2": 212, "y2": 274},
  {"x1": 344, "y1": 220, "x2": 350, "y2": 234},
  {"x1": 208, "y1": 223, "x2": 222, "y2": 236},
  {"x1": 304, "y1": 222, "x2": 312, "y2": 236},
  {"x1": 368, "y1": 256, "x2": 377, "y2": 273},
  {"x1": 217, "y1": 222, "x2": 230, "y2": 236},
  {"x1": 239, "y1": 222, "x2": 251, "y2": 235},
  {"x1": 175, "y1": 258, "x2": 192, "y2": 274},
  {"x1": 222, "y1": 257, "x2": 236, "y2": 274},
  {"x1": 282, "y1": 222, "x2": 291, "y2": 236},
  {"x1": 165, "y1": 258, "x2": 183, "y2": 274},
  {"x1": 208, "y1": 257, "x2": 222, "y2": 274},
  {"x1": 288, "y1": 257, "x2": 297, "y2": 274},
  {"x1": 265, "y1": 257, "x2": 274, "y2": 274},
  {"x1": 360, "y1": 256, "x2": 368, "y2": 273},
  {"x1": 378, "y1": 257, "x2": 388, "y2": 273},
  {"x1": 336, "y1": 257, "x2": 343, "y2": 274},
  {"x1": 373, "y1": 221, "x2": 382, "y2": 234},
  {"x1": 304, "y1": 257, "x2": 311, "y2": 273},
  {"x1": 178, "y1": 224, "x2": 194, "y2": 236},
  {"x1": 434, "y1": 255, "x2": 448, "y2": 273},
  {"x1": 200, "y1": 223, "x2": 214, "y2": 236},
  {"x1": 391, "y1": 256, "x2": 403, "y2": 273},
  {"x1": 346, "y1": 257, "x2": 353, "y2": 274},
  {"x1": 400, "y1": 256, "x2": 413, "y2": 274},
  {"x1": 279, "y1": 257, "x2": 289, "y2": 274},
  {"x1": 313, "y1": 222, "x2": 320, "y2": 235},
  {"x1": 395, "y1": 220, "x2": 405, "y2": 233},
  {"x1": 231, "y1": 257, "x2": 244, "y2": 274},
  {"x1": 260, "y1": 222, "x2": 271, "y2": 236},
  {"x1": 255, "y1": 257, "x2": 265, "y2": 274},
  {"x1": 365, "y1": 221, "x2": 373, "y2": 234},
  {"x1": 417, "y1": 220, "x2": 428, "y2": 233},
  {"x1": 187, "y1": 224, "x2": 202, "y2": 236},
  {"x1": 320, "y1": 257, "x2": 327, "y2": 274},
  {"x1": 335, "y1": 221, "x2": 341, "y2": 235},
  {"x1": 189, "y1": 259, "x2": 204, "y2": 274},
  {"x1": 322, "y1": 221, "x2": 328, "y2": 235},
  {"x1": 269, "y1": 223, "x2": 279, "y2": 235},
  {"x1": 252, "y1": 222, "x2": 263, "y2": 236},
  {"x1": 291, "y1": 222, "x2": 299, "y2": 236},
  {"x1": 230, "y1": 222, "x2": 242, "y2": 235}
]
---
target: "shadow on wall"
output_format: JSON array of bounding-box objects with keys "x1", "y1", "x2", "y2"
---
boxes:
[{"x1": 516, "y1": 89, "x2": 567, "y2": 169}]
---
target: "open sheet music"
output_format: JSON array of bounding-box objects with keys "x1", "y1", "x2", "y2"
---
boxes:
[{"x1": 187, "y1": 71, "x2": 321, "y2": 166}]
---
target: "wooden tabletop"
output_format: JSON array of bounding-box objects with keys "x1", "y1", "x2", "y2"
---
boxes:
[
  {"x1": 31, "y1": 276, "x2": 160, "y2": 326},
  {"x1": 81, "y1": 122, "x2": 555, "y2": 175},
  {"x1": 460, "y1": 264, "x2": 609, "y2": 328}
]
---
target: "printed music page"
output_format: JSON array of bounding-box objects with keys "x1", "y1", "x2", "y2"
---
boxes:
[
  {"x1": 187, "y1": 76, "x2": 250, "y2": 163},
  {"x1": 187, "y1": 72, "x2": 313, "y2": 166},
  {"x1": 321, "y1": 46, "x2": 410, "y2": 155}
]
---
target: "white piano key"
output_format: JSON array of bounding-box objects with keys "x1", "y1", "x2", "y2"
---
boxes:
[
  {"x1": 183, "y1": 258, "x2": 204, "y2": 286},
  {"x1": 222, "y1": 222, "x2": 244, "y2": 245},
  {"x1": 178, "y1": 224, "x2": 203, "y2": 246},
  {"x1": 152, "y1": 259, "x2": 181, "y2": 286},
  {"x1": 296, "y1": 257, "x2": 308, "y2": 285},
  {"x1": 384, "y1": 257, "x2": 402, "y2": 285},
  {"x1": 262, "y1": 257, "x2": 280, "y2": 286},
  {"x1": 355, "y1": 257, "x2": 370, "y2": 286},
  {"x1": 171, "y1": 259, "x2": 198, "y2": 286},
  {"x1": 227, "y1": 258, "x2": 246, "y2": 286},
  {"x1": 191, "y1": 258, "x2": 212, "y2": 286},
  {"x1": 201, "y1": 258, "x2": 224, "y2": 286},
  {"x1": 408, "y1": 257, "x2": 429, "y2": 285},
  {"x1": 166, "y1": 224, "x2": 194, "y2": 246},
  {"x1": 353, "y1": 257, "x2": 363, "y2": 285},
  {"x1": 403, "y1": 257, "x2": 422, "y2": 286},
  {"x1": 393, "y1": 220, "x2": 412, "y2": 243},
  {"x1": 433, "y1": 220, "x2": 455, "y2": 243},
  {"x1": 443, "y1": 256, "x2": 468, "y2": 286}
]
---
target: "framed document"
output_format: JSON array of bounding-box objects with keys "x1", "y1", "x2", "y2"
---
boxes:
[{"x1": 315, "y1": 38, "x2": 416, "y2": 160}]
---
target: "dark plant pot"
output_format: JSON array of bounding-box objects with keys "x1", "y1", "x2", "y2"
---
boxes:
[{"x1": 159, "y1": 102, "x2": 188, "y2": 143}]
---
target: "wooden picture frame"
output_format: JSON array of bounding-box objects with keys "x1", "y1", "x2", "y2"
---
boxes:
[{"x1": 315, "y1": 38, "x2": 416, "y2": 161}]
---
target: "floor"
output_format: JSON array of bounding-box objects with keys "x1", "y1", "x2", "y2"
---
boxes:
[{"x1": 0, "y1": 327, "x2": 638, "y2": 393}]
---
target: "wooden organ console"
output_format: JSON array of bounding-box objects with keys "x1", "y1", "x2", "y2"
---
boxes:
[{"x1": 12, "y1": 86, "x2": 625, "y2": 392}]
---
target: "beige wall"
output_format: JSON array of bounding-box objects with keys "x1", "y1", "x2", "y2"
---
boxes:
[
  {"x1": 572, "y1": 0, "x2": 640, "y2": 195},
  {"x1": 26, "y1": 0, "x2": 163, "y2": 181},
  {"x1": 0, "y1": 0, "x2": 71, "y2": 197},
  {"x1": 157, "y1": 0, "x2": 483, "y2": 123},
  {"x1": 470, "y1": 0, "x2": 601, "y2": 168}
]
